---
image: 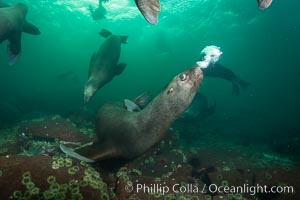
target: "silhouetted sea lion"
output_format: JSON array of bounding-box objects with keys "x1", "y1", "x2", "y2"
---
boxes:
[
  {"x1": 84, "y1": 29, "x2": 127, "y2": 102},
  {"x1": 61, "y1": 66, "x2": 203, "y2": 162},
  {"x1": 0, "y1": 3, "x2": 40, "y2": 65},
  {"x1": 89, "y1": 0, "x2": 107, "y2": 20},
  {"x1": 202, "y1": 63, "x2": 250, "y2": 95}
]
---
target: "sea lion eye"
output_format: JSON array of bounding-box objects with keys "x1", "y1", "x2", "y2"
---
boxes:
[{"x1": 179, "y1": 73, "x2": 187, "y2": 81}]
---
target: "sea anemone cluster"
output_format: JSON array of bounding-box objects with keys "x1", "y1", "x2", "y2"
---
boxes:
[
  {"x1": 10, "y1": 155, "x2": 109, "y2": 200},
  {"x1": 83, "y1": 166, "x2": 109, "y2": 199},
  {"x1": 11, "y1": 171, "x2": 40, "y2": 199}
]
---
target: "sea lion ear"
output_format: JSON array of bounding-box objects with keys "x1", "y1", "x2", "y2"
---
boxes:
[{"x1": 167, "y1": 87, "x2": 173, "y2": 94}]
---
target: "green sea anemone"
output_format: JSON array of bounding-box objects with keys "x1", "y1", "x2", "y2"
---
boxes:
[
  {"x1": 22, "y1": 176, "x2": 31, "y2": 185},
  {"x1": 30, "y1": 187, "x2": 40, "y2": 195},
  {"x1": 52, "y1": 155, "x2": 59, "y2": 160},
  {"x1": 13, "y1": 190, "x2": 22, "y2": 198},
  {"x1": 23, "y1": 171, "x2": 31, "y2": 178},
  {"x1": 56, "y1": 192, "x2": 66, "y2": 200},
  {"x1": 79, "y1": 180, "x2": 88, "y2": 187},
  {"x1": 68, "y1": 167, "x2": 77, "y2": 175},
  {"x1": 191, "y1": 196, "x2": 199, "y2": 200},
  {"x1": 204, "y1": 195, "x2": 212, "y2": 200},
  {"x1": 101, "y1": 193, "x2": 109, "y2": 200},
  {"x1": 47, "y1": 176, "x2": 56, "y2": 184},
  {"x1": 43, "y1": 191, "x2": 55, "y2": 200},
  {"x1": 221, "y1": 180, "x2": 229, "y2": 187},
  {"x1": 26, "y1": 181, "x2": 35, "y2": 190},
  {"x1": 235, "y1": 193, "x2": 243, "y2": 199},
  {"x1": 216, "y1": 174, "x2": 222, "y2": 180},
  {"x1": 71, "y1": 193, "x2": 83, "y2": 200},
  {"x1": 164, "y1": 194, "x2": 176, "y2": 200}
]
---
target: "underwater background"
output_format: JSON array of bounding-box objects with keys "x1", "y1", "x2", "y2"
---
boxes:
[
  {"x1": 0, "y1": 0, "x2": 299, "y2": 199},
  {"x1": 1, "y1": 0, "x2": 299, "y2": 155}
]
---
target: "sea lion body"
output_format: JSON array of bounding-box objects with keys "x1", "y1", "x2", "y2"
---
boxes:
[
  {"x1": 0, "y1": 3, "x2": 35, "y2": 65},
  {"x1": 61, "y1": 66, "x2": 203, "y2": 162},
  {"x1": 84, "y1": 29, "x2": 127, "y2": 102}
]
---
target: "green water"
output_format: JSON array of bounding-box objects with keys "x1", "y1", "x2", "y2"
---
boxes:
[{"x1": 0, "y1": 1, "x2": 299, "y2": 156}]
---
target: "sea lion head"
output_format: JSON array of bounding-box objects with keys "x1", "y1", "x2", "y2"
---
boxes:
[
  {"x1": 15, "y1": 3, "x2": 28, "y2": 15},
  {"x1": 164, "y1": 66, "x2": 203, "y2": 113},
  {"x1": 84, "y1": 81, "x2": 97, "y2": 103}
]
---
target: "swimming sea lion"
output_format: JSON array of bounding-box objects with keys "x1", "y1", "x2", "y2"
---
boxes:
[
  {"x1": 0, "y1": 3, "x2": 37, "y2": 65},
  {"x1": 61, "y1": 66, "x2": 203, "y2": 162},
  {"x1": 89, "y1": 0, "x2": 107, "y2": 20},
  {"x1": 0, "y1": 2, "x2": 40, "y2": 35},
  {"x1": 84, "y1": 29, "x2": 127, "y2": 102},
  {"x1": 202, "y1": 63, "x2": 250, "y2": 95},
  {"x1": 135, "y1": 0, "x2": 160, "y2": 25},
  {"x1": 257, "y1": 0, "x2": 273, "y2": 10}
]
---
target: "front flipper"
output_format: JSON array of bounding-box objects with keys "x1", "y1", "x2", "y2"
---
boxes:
[
  {"x1": 7, "y1": 31, "x2": 22, "y2": 65},
  {"x1": 135, "y1": 0, "x2": 160, "y2": 25},
  {"x1": 23, "y1": 21, "x2": 41, "y2": 35},
  {"x1": 124, "y1": 99, "x2": 141, "y2": 112},
  {"x1": 60, "y1": 142, "x2": 120, "y2": 162},
  {"x1": 115, "y1": 63, "x2": 126, "y2": 75}
]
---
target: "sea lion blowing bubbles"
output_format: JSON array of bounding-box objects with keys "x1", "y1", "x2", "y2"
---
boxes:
[{"x1": 61, "y1": 65, "x2": 203, "y2": 162}]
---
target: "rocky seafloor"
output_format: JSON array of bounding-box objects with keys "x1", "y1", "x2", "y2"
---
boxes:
[{"x1": 0, "y1": 115, "x2": 299, "y2": 200}]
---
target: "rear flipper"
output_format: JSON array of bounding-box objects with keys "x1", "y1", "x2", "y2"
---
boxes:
[
  {"x1": 232, "y1": 78, "x2": 250, "y2": 95},
  {"x1": 60, "y1": 142, "x2": 120, "y2": 162},
  {"x1": 99, "y1": 29, "x2": 128, "y2": 44},
  {"x1": 7, "y1": 31, "x2": 22, "y2": 65},
  {"x1": 135, "y1": 0, "x2": 160, "y2": 25},
  {"x1": 60, "y1": 144, "x2": 95, "y2": 163}
]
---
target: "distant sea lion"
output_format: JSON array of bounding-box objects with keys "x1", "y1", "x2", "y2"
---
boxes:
[
  {"x1": 61, "y1": 66, "x2": 203, "y2": 162},
  {"x1": 257, "y1": 0, "x2": 273, "y2": 10},
  {"x1": 84, "y1": 29, "x2": 127, "y2": 102},
  {"x1": 0, "y1": 3, "x2": 40, "y2": 65},
  {"x1": 177, "y1": 92, "x2": 216, "y2": 123},
  {"x1": 89, "y1": 0, "x2": 107, "y2": 20}
]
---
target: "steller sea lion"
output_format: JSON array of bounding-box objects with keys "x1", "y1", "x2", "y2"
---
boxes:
[
  {"x1": 0, "y1": 3, "x2": 39, "y2": 65},
  {"x1": 61, "y1": 66, "x2": 203, "y2": 162},
  {"x1": 0, "y1": 2, "x2": 40, "y2": 35},
  {"x1": 202, "y1": 63, "x2": 250, "y2": 95},
  {"x1": 257, "y1": 0, "x2": 273, "y2": 10},
  {"x1": 135, "y1": 0, "x2": 160, "y2": 25},
  {"x1": 84, "y1": 29, "x2": 127, "y2": 102}
]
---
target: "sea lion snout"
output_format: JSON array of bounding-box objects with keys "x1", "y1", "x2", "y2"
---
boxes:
[{"x1": 190, "y1": 66, "x2": 203, "y2": 87}]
